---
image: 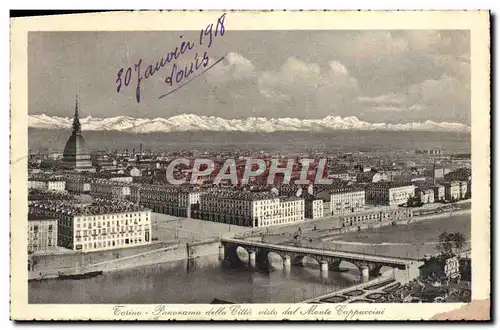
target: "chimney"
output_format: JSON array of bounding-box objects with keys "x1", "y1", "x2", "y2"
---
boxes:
[
  {"x1": 140, "y1": 143, "x2": 143, "y2": 159},
  {"x1": 433, "y1": 162, "x2": 436, "y2": 185}
]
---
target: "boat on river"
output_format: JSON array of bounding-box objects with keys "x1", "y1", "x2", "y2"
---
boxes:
[{"x1": 58, "y1": 270, "x2": 103, "y2": 280}]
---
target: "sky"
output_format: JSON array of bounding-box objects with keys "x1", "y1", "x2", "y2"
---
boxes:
[{"x1": 28, "y1": 30, "x2": 470, "y2": 124}]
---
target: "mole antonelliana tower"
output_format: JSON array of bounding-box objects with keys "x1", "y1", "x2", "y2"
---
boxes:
[{"x1": 62, "y1": 95, "x2": 93, "y2": 171}]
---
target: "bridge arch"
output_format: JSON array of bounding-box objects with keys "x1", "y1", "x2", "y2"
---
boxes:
[
  {"x1": 378, "y1": 265, "x2": 394, "y2": 277},
  {"x1": 236, "y1": 246, "x2": 251, "y2": 263},
  {"x1": 267, "y1": 251, "x2": 285, "y2": 268},
  {"x1": 339, "y1": 260, "x2": 362, "y2": 274},
  {"x1": 301, "y1": 256, "x2": 322, "y2": 269}
]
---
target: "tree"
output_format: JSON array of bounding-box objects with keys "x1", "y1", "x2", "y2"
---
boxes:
[
  {"x1": 436, "y1": 231, "x2": 454, "y2": 257},
  {"x1": 449, "y1": 232, "x2": 466, "y2": 255},
  {"x1": 436, "y1": 231, "x2": 467, "y2": 257}
]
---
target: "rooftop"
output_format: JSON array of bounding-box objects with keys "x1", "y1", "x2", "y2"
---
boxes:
[
  {"x1": 28, "y1": 214, "x2": 58, "y2": 221},
  {"x1": 280, "y1": 196, "x2": 304, "y2": 202},
  {"x1": 28, "y1": 174, "x2": 65, "y2": 182},
  {"x1": 366, "y1": 181, "x2": 415, "y2": 189},
  {"x1": 132, "y1": 183, "x2": 207, "y2": 194},
  {"x1": 28, "y1": 189, "x2": 74, "y2": 201},
  {"x1": 29, "y1": 199, "x2": 149, "y2": 216},
  {"x1": 202, "y1": 190, "x2": 279, "y2": 201}
]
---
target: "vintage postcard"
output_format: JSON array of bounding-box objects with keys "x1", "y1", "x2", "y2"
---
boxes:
[{"x1": 10, "y1": 10, "x2": 490, "y2": 321}]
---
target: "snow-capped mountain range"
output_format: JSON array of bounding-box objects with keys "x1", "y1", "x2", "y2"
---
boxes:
[{"x1": 29, "y1": 114, "x2": 471, "y2": 133}]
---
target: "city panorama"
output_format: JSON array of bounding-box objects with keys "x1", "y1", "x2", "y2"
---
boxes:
[{"x1": 27, "y1": 28, "x2": 472, "y2": 306}]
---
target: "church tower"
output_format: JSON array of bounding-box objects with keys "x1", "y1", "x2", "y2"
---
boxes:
[{"x1": 62, "y1": 95, "x2": 93, "y2": 171}]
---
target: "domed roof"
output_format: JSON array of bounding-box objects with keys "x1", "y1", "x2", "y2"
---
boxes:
[
  {"x1": 63, "y1": 133, "x2": 90, "y2": 157},
  {"x1": 63, "y1": 95, "x2": 91, "y2": 158}
]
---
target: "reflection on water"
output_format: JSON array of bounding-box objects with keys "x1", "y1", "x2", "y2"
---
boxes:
[
  {"x1": 29, "y1": 254, "x2": 360, "y2": 304},
  {"x1": 321, "y1": 213, "x2": 471, "y2": 259}
]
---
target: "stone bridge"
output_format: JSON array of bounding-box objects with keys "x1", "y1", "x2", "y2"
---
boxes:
[{"x1": 220, "y1": 238, "x2": 421, "y2": 279}]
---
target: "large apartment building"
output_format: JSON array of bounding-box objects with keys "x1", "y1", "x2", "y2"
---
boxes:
[
  {"x1": 199, "y1": 190, "x2": 304, "y2": 228},
  {"x1": 317, "y1": 186, "x2": 366, "y2": 216},
  {"x1": 28, "y1": 200, "x2": 151, "y2": 253},
  {"x1": 90, "y1": 179, "x2": 131, "y2": 200},
  {"x1": 365, "y1": 182, "x2": 415, "y2": 206},
  {"x1": 129, "y1": 184, "x2": 202, "y2": 218}
]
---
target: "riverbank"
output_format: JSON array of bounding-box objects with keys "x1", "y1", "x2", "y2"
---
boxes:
[
  {"x1": 29, "y1": 203, "x2": 470, "y2": 281},
  {"x1": 29, "y1": 239, "x2": 221, "y2": 281},
  {"x1": 29, "y1": 211, "x2": 471, "y2": 304}
]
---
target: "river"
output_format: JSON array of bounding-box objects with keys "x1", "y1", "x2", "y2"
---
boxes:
[
  {"x1": 28, "y1": 213, "x2": 470, "y2": 304},
  {"x1": 319, "y1": 213, "x2": 471, "y2": 259}
]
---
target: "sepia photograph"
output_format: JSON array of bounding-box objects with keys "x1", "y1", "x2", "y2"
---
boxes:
[{"x1": 10, "y1": 10, "x2": 490, "y2": 320}]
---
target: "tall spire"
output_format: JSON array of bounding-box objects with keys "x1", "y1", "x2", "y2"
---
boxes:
[{"x1": 72, "y1": 94, "x2": 82, "y2": 134}]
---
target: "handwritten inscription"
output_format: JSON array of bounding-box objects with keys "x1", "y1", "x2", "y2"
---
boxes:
[{"x1": 115, "y1": 13, "x2": 226, "y2": 102}]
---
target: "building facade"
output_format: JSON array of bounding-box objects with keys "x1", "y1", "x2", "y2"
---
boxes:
[
  {"x1": 458, "y1": 181, "x2": 469, "y2": 199},
  {"x1": 444, "y1": 181, "x2": 461, "y2": 201},
  {"x1": 90, "y1": 179, "x2": 131, "y2": 200},
  {"x1": 28, "y1": 216, "x2": 58, "y2": 252},
  {"x1": 415, "y1": 187, "x2": 435, "y2": 204},
  {"x1": 305, "y1": 198, "x2": 324, "y2": 219},
  {"x1": 433, "y1": 184, "x2": 445, "y2": 201},
  {"x1": 28, "y1": 200, "x2": 152, "y2": 253},
  {"x1": 28, "y1": 179, "x2": 66, "y2": 191},
  {"x1": 365, "y1": 182, "x2": 415, "y2": 206},
  {"x1": 199, "y1": 190, "x2": 304, "y2": 228},
  {"x1": 340, "y1": 207, "x2": 413, "y2": 228},
  {"x1": 64, "y1": 175, "x2": 92, "y2": 193},
  {"x1": 323, "y1": 187, "x2": 365, "y2": 216},
  {"x1": 130, "y1": 184, "x2": 202, "y2": 218}
]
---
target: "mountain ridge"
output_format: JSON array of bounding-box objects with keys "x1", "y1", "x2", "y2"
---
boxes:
[{"x1": 29, "y1": 114, "x2": 471, "y2": 133}]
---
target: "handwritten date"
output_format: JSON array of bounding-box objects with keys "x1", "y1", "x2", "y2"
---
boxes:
[{"x1": 115, "y1": 13, "x2": 226, "y2": 103}]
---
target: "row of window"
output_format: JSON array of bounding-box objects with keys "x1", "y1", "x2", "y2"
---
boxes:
[
  {"x1": 76, "y1": 219, "x2": 148, "y2": 228},
  {"x1": 261, "y1": 217, "x2": 304, "y2": 226},
  {"x1": 74, "y1": 232, "x2": 144, "y2": 242},
  {"x1": 77, "y1": 213, "x2": 148, "y2": 221},
  {"x1": 29, "y1": 224, "x2": 54, "y2": 231},
  {"x1": 76, "y1": 238, "x2": 147, "y2": 250},
  {"x1": 331, "y1": 193, "x2": 365, "y2": 198},
  {"x1": 75, "y1": 226, "x2": 147, "y2": 236}
]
